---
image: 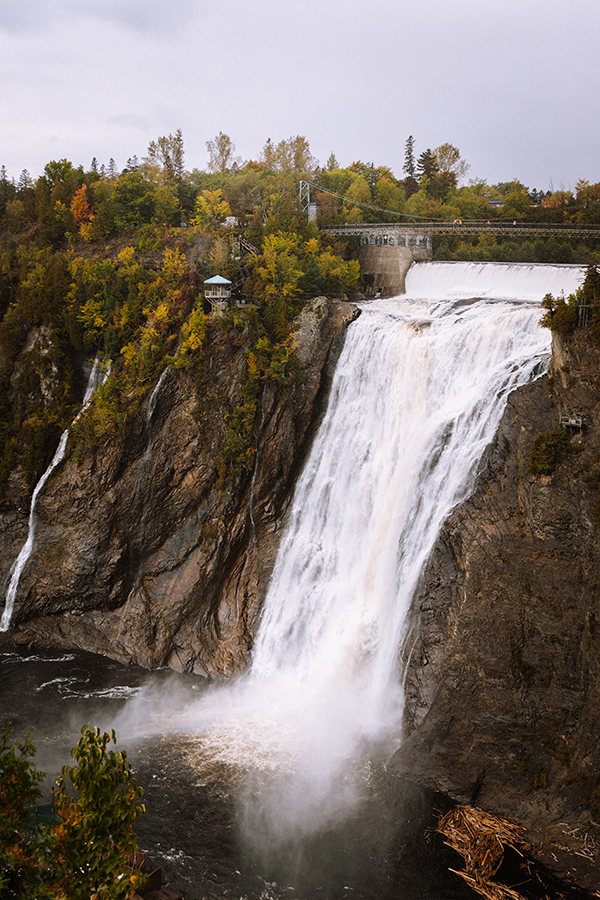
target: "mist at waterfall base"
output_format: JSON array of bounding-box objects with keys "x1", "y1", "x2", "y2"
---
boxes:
[{"x1": 0, "y1": 263, "x2": 585, "y2": 898}]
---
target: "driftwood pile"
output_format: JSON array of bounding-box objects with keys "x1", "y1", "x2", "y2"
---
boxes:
[{"x1": 436, "y1": 805, "x2": 533, "y2": 900}]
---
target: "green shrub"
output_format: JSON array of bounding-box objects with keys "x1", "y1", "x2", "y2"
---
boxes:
[
  {"x1": 540, "y1": 292, "x2": 578, "y2": 332},
  {"x1": 529, "y1": 430, "x2": 571, "y2": 475}
]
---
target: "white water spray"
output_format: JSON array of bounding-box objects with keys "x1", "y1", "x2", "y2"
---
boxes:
[{"x1": 0, "y1": 357, "x2": 108, "y2": 632}]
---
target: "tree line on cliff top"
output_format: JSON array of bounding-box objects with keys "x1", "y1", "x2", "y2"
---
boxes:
[
  {"x1": 0, "y1": 130, "x2": 598, "y2": 503},
  {"x1": 2, "y1": 130, "x2": 600, "y2": 237}
]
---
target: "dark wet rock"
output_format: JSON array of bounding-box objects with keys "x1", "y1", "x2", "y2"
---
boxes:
[
  {"x1": 0, "y1": 299, "x2": 359, "y2": 676},
  {"x1": 393, "y1": 327, "x2": 600, "y2": 891}
]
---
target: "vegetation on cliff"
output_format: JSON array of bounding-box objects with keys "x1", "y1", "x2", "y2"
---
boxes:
[
  {"x1": 2, "y1": 129, "x2": 599, "y2": 501},
  {"x1": 540, "y1": 255, "x2": 600, "y2": 338},
  {"x1": 0, "y1": 133, "x2": 360, "y2": 503}
]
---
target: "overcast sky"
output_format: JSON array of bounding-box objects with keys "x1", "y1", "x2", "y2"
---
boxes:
[{"x1": 0, "y1": 0, "x2": 598, "y2": 191}]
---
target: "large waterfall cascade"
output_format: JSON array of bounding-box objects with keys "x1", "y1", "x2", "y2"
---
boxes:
[
  {"x1": 0, "y1": 357, "x2": 109, "y2": 632},
  {"x1": 163, "y1": 261, "x2": 584, "y2": 845},
  {"x1": 0, "y1": 262, "x2": 585, "y2": 851}
]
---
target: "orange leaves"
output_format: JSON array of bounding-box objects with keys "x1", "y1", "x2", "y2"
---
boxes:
[{"x1": 71, "y1": 184, "x2": 96, "y2": 239}]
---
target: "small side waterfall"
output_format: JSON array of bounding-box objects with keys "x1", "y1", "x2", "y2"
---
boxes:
[
  {"x1": 0, "y1": 357, "x2": 108, "y2": 632},
  {"x1": 171, "y1": 262, "x2": 583, "y2": 851}
]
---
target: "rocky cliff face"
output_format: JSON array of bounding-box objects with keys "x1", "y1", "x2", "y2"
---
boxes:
[
  {"x1": 0, "y1": 299, "x2": 359, "y2": 676},
  {"x1": 394, "y1": 326, "x2": 600, "y2": 889}
]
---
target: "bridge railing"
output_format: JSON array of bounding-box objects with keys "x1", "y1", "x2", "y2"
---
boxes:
[{"x1": 327, "y1": 220, "x2": 600, "y2": 237}]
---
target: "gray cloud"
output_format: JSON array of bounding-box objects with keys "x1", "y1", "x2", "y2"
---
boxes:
[
  {"x1": 1, "y1": 0, "x2": 599, "y2": 187},
  {"x1": 0, "y1": 0, "x2": 208, "y2": 38}
]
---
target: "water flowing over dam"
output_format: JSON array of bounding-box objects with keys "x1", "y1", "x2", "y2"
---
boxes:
[{"x1": 162, "y1": 261, "x2": 583, "y2": 855}]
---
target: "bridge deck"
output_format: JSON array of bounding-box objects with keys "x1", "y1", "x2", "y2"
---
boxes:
[{"x1": 327, "y1": 220, "x2": 600, "y2": 239}]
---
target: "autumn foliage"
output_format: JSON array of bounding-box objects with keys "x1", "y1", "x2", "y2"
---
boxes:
[{"x1": 0, "y1": 725, "x2": 146, "y2": 900}]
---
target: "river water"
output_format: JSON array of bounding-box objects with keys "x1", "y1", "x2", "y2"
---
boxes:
[{"x1": 0, "y1": 262, "x2": 588, "y2": 898}]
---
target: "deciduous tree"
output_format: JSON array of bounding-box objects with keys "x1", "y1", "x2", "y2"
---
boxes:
[
  {"x1": 147, "y1": 130, "x2": 185, "y2": 182},
  {"x1": 193, "y1": 188, "x2": 231, "y2": 230},
  {"x1": 433, "y1": 143, "x2": 470, "y2": 184},
  {"x1": 52, "y1": 725, "x2": 146, "y2": 900},
  {"x1": 206, "y1": 132, "x2": 238, "y2": 173},
  {"x1": 0, "y1": 725, "x2": 45, "y2": 898}
]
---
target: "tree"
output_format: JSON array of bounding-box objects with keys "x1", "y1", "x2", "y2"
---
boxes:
[
  {"x1": 52, "y1": 726, "x2": 146, "y2": 900},
  {"x1": 0, "y1": 725, "x2": 146, "y2": 900},
  {"x1": 288, "y1": 135, "x2": 315, "y2": 172},
  {"x1": 261, "y1": 138, "x2": 277, "y2": 171},
  {"x1": 17, "y1": 170, "x2": 33, "y2": 190},
  {"x1": 342, "y1": 175, "x2": 372, "y2": 221},
  {"x1": 403, "y1": 135, "x2": 416, "y2": 178},
  {"x1": 256, "y1": 232, "x2": 303, "y2": 303},
  {"x1": 498, "y1": 180, "x2": 531, "y2": 220},
  {"x1": 193, "y1": 188, "x2": 231, "y2": 230},
  {"x1": 416, "y1": 148, "x2": 439, "y2": 181},
  {"x1": 260, "y1": 136, "x2": 315, "y2": 173},
  {"x1": 147, "y1": 130, "x2": 185, "y2": 182},
  {"x1": 0, "y1": 726, "x2": 45, "y2": 898},
  {"x1": 433, "y1": 143, "x2": 470, "y2": 184},
  {"x1": 206, "y1": 131, "x2": 238, "y2": 173},
  {"x1": 43, "y1": 159, "x2": 75, "y2": 192},
  {"x1": 70, "y1": 185, "x2": 94, "y2": 232}
]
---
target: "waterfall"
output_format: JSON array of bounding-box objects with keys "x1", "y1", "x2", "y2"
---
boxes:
[
  {"x1": 146, "y1": 368, "x2": 168, "y2": 426},
  {"x1": 172, "y1": 262, "x2": 583, "y2": 847},
  {"x1": 403, "y1": 260, "x2": 584, "y2": 301},
  {"x1": 0, "y1": 357, "x2": 108, "y2": 632}
]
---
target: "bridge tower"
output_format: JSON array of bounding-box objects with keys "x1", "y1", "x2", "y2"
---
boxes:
[{"x1": 299, "y1": 181, "x2": 320, "y2": 222}]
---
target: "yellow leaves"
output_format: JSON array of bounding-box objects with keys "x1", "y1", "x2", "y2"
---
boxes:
[
  {"x1": 153, "y1": 301, "x2": 171, "y2": 324},
  {"x1": 117, "y1": 246, "x2": 136, "y2": 267},
  {"x1": 257, "y1": 232, "x2": 302, "y2": 302},
  {"x1": 193, "y1": 189, "x2": 231, "y2": 230},
  {"x1": 79, "y1": 219, "x2": 97, "y2": 242},
  {"x1": 121, "y1": 342, "x2": 137, "y2": 369},
  {"x1": 176, "y1": 302, "x2": 207, "y2": 368},
  {"x1": 247, "y1": 350, "x2": 259, "y2": 378},
  {"x1": 315, "y1": 250, "x2": 360, "y2": 296},
  {"x1": 162, "y1": 246, "x2": 188, "y2": 283},
  {"x1": 78, "y1": 297, "x2": 107, "y2": 335}
]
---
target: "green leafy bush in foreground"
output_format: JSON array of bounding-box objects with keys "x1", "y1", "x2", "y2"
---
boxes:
[{"x1": 0, "y1": 724, "x2": 145, "y2": 900}]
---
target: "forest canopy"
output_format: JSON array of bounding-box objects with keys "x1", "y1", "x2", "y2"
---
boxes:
[{"x1": 0, "y1": 130, "x2": 598, "y2": 501}]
